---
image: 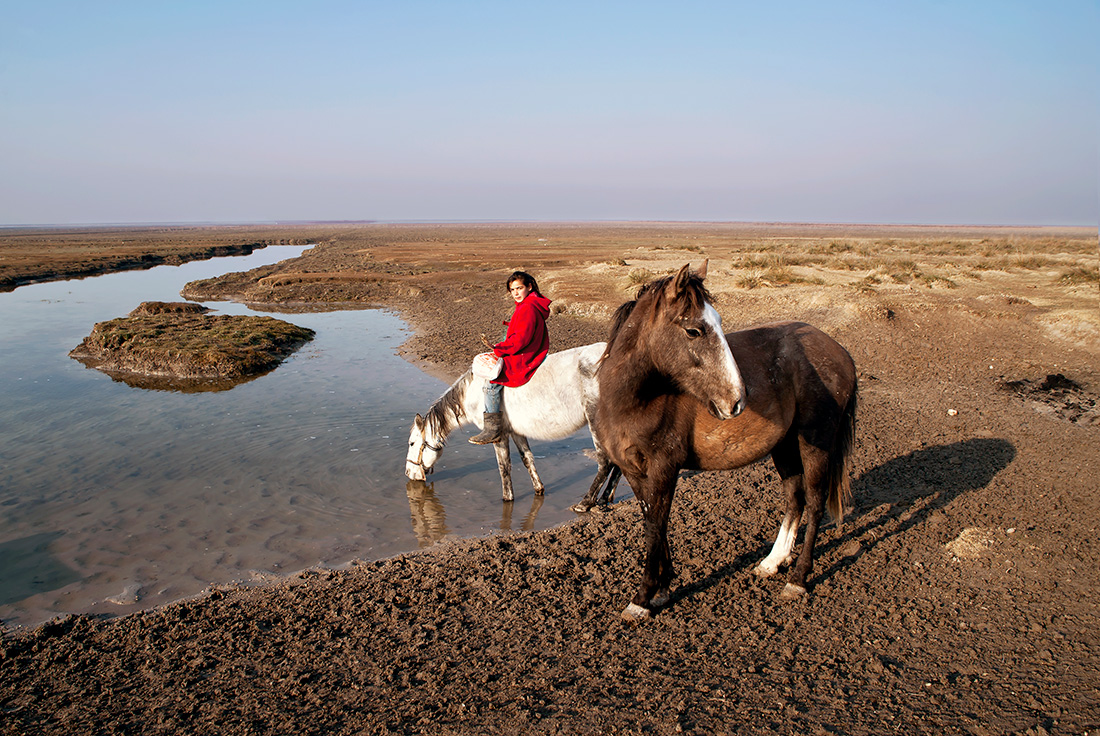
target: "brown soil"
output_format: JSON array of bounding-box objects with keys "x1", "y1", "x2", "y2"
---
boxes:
[
  {"x1": 2, "y1": 223, "x2": 1099, "y2": 735},
  {"x1": 68, "y1": 302, "x2": 315, "y2": 392}
]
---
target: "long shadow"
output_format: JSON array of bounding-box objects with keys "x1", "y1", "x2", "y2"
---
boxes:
[
  {"x1": 0, "y1": 531, "x2": 83, "y2": 607},
  {"x1": 669, "y1": 437, "x2": 1017, "y2": 606},
  {"x1": 811, "y1": 436, "x2": 1017, "y2": 584}
]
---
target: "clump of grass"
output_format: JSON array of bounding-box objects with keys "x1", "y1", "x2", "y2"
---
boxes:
[
  {"x1": 886, "y1": 259, "x2": 921, "y2": 284},
  {"x1": 734, "y1": 265, "x2": 823, "y2": 289},
  {"x1": 916, "y1": 274, "x2": 958, "y2": 289},
  {"x1": 627, "y1": 267, "x2": 656, "y2": 285},
  {"x1": 735, "y1": 273, "x2": 764, "y2": 289},
  {"x1": 1058, "y1": 265, "x2": 1100, "y2": 286}
]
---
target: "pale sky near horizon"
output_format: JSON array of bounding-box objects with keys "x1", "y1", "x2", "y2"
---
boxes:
[{"x1": 1, "y1": 1, "x2": 1096, "y2": 227}]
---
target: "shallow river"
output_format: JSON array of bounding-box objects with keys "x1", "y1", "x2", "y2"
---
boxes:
[{"x1": 0, "y1": 245, "x2": 600, "y2": 629}]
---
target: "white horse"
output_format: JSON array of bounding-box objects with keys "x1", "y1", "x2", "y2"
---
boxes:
[{"x1": 405, "y1": 342, "x2": 621, "y2": 503}]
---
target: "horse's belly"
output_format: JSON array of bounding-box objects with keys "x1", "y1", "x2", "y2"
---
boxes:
[
  {"x1": 691, "y1": 408, "x2": 785, "y2": 470},
  {"x1": 502, "y1": 389, "x2": 588, "y2": 440}
]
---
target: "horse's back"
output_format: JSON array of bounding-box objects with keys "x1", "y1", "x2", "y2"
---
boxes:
[
  {"x1": 728, "y1": 321, "x2": 854, "y2": 391},
  {"x1": 687, "y1": 322, "x2": 855, "y2": 470},
  {"x1": 503, "y1": 342, "x2": 605, "y2": 440}
]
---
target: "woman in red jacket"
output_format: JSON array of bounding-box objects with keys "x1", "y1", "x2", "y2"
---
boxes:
[{"x1": 469, "y1": 271, "x2": 552, "y2": 445}]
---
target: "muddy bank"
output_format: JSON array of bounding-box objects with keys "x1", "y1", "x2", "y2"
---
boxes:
[{"x1": 0, "y1": 224, "x2": 326, "y2": 291}]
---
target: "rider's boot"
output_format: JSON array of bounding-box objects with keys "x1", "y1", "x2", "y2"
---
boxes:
[{"x1": 468, "y1": 412, "x2": 504, "y2": 444}]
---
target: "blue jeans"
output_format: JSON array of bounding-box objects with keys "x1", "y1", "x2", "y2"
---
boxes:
[{"x1": 484, "y1": 381, "x2": 503, "y2": 413}]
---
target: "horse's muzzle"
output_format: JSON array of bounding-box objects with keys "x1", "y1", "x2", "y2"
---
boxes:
[{"x1": 708, "y1": 395, "x2": 746, "y2": 421}]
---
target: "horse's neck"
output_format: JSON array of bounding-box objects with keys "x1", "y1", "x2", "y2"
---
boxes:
[
  {"x1": 428, "y1": 372, "x2": 476, "y2": 440},
  {"x1": 605, "y1": 342, "x2": 665, "y2": 412}
]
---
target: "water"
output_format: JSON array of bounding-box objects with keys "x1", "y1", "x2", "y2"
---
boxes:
[{"x1": 0, "y1": 246, "x2": 600, "y2": 629}]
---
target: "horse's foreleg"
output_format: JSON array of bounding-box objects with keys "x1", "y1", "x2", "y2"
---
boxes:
[
  {"x1": 511, "y1": 435, "x2": 545, "y2": 495},
  {"x1": 493, "y1": 438, "x2": 514, "y2": 502},
  {"x1": 622, "y1": 471, "x2": 677, "y2": 623}
]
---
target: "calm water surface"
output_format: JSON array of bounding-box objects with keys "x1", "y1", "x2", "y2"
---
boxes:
[{"x1": 0, "y1": 246, "x2": 598, "y2": 629}]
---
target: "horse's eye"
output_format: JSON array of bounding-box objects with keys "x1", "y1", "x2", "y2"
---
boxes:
[{"x1": 685, "y1": 326, "x2": 703, "y2": 338}]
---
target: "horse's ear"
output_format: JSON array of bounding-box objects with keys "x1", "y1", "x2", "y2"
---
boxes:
[
  {"x1": 669, "y1": 263, "x2": 693, "y2": 299},
  {"x1": 414, "y1": 413, "x2": 425, "y2": 427},
  {"x1": 696, "y1": 259, "x2": 708, "y2": 280}
]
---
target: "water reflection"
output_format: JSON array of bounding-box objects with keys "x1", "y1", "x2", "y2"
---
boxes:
[
  {"x1": 404, "y1": 478, "x2": 551, "y2": 548},
  {"x1": 405, "y1": 480, "x2": 449, "y2": 547}
]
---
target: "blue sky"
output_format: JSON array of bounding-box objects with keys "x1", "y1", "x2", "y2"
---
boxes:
[{"x1": 1, "y1": 1, "x2": 1096, "y2": 226}]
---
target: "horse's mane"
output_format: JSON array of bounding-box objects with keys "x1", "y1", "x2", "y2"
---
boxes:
[
  {"x1": 423, "y1": 372, "x2": 474, "y2": 442},
  {"x1": 600, "y1": 272, "x2": 712, "y2": 364}
]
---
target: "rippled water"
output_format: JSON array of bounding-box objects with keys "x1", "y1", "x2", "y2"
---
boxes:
[{"x1": 0, "y1": 246, "x2": 600, "y2": 629}]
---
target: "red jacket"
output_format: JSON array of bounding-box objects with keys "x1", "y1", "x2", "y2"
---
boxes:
[{"x1": 492, "y1": 292, "x2": 551, "y2": 387}]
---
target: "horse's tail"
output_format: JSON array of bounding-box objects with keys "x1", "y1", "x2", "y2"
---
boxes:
[{"x1": 826, "y1": 379, "x2": 857, "y2": 523}]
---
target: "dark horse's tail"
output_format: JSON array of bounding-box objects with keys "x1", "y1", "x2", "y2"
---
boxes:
[{"x1": 826, "y1": 380, "x2": 858, "y2": 523}]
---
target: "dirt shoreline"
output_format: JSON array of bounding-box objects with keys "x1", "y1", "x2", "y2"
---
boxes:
[{"x1": 2, "y1": 223, "x2": 1098, "y2": 735}]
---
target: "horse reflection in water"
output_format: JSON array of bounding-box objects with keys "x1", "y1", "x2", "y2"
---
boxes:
[
  {"x1": 405, "y1": 479, "x2": 546, "y2": 548},
  {"x1": 594, "y1": 262, "x2": 858, "y2": 622},
  {"x1": 405, "y1": 342, "x2": 621, "y2": 503}
]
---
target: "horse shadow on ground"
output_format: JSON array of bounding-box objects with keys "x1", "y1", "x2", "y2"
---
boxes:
[{"x1": 670, "y1": 437, "x2": 1017, "y2": 608}]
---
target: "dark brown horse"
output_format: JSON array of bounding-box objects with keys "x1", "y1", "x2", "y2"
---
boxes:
[{"x1": 592, "y1": 262, "x2": 858, "y2": 622}]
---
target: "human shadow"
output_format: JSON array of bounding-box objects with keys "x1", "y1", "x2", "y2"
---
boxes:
[
  {"x1": 669, "y1": 437, "x2": 1017, "y2": 607},
  {"x1": 0, "y1": 531, "x2": 83, "y2": 606}
]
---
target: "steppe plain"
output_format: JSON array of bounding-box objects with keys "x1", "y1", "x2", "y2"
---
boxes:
[{"x1": 1, "y1": 222, "x2": 1098, "y2": 735}]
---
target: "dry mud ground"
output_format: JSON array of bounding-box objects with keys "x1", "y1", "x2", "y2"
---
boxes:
[{"x1": 1, "y1": 223, "x2": 1099, "y2": 735}]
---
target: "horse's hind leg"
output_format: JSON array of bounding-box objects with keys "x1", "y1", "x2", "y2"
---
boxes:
[
  {"x1": 755, "y1": 433, "x2": 804, "y2": 580},
  {"x1": 571, "y1": 450, "x2": 618, "y2": 513},
  {"x1": 493, "y1": 437, "x2": 515, "y2": 502},
  {"x1": 599, "y1": 465, "x2": 622, "y2": 507},
  {"x1": 512, "y1": 434, "x2": 545, "y2": 496},
  {"x1": 783, "y1": 442, "x2": 830, "y2": 598}
]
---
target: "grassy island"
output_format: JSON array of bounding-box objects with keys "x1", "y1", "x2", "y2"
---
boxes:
[{"x1": 69, "y1": 301, "x2": 314, "y2": 390}]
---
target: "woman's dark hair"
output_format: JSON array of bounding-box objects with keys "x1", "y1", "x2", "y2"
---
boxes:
[{"x1": 507, "y1": 270, "x2": 541, "y2": 296}]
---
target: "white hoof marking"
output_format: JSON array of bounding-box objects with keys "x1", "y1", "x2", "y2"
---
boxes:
[
  {"x1": 754, "y1": 562, "x2": 778, "y2": 578},
  {"x1": 621, "y1": 603, "x2": 651, "y2": 623},
  {"x1": 779, "y1": 583, "x2": 807, "y2": 600}
]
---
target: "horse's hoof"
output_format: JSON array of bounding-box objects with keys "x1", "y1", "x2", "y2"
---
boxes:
[
  {"x1": 621, "y1": 603, "x2": 651, "y2": 623},
  {"x1": 651, "y1": 588, "x2": 670, "y2": 608},
  {"x1": 753, "y1": 563, "x2": 778, "y2": 579},
  {"x1": 596, "y1": 503, "x2": 614, "y2": 514},
  {"x1": 570, "y1": 503, "x2": 592, "y2": 513},
  {"x1": 779, "y1": 583, "x2": 807, "y2": 600}
]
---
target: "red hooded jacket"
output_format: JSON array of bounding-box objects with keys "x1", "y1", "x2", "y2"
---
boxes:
[{"x1": 491, "y1": 291, "x2": 552, "y2": 387}]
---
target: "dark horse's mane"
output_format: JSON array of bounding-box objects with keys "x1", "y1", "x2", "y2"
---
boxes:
[{"x1": 600, "y1": 272, "x2": 713, "y2": 363}]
